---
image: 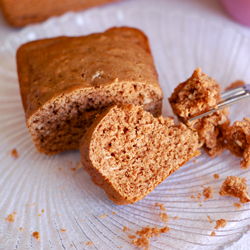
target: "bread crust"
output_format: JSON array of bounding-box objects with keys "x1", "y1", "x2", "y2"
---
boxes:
[
  {"x1": 16, "y1": 27, "x2": 163, "y2": 155},
  {"x1": 0, "y1": 0, "x2": 120, "y2": 27}
]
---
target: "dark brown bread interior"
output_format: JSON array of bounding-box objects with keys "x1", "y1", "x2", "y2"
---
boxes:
[{"x1": 80, "y1": 104, "x2": 200, "y2": 205}]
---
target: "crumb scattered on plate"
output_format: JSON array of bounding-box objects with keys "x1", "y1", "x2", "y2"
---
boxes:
[
  {"x1": 203, "y1": 186, "x2": 214, "y2": 200},
  {"x1": 86, "y1": 241, "x2": 93, "y2": 246},
  {"x1": 155, "y1": 203, "x2": 166, "y2": 211},
  {"x1": 41, "y1": 209, "x2": 44, "y2": 213},
  {"x1": 233, "y1": 202, "x2": 242, "y2": 210},
  {"x1": 214, "y1": 173, "x2": 219, "y2": 179},
  {"x1": 207, "y1": 215, "x2": 213, "y2": 223},
  {"x1": 32, "y1": 231, "x2": 41, "y2": 241},
  {"x1": 123, "y1": 226, "x2": 129, "y2": 232},
  {"x1": 20, "y1": 227, "x2": 24, "y2": 232},
  {"x1": 11, "y1": 149, "x2": 18, "y2": 158},
  {"x1": 214, "y1": 219, "x2": 227, "y2": 229},
  {"x1": 60, "y1": 229, "x2": 66, "y2": 232},
  {"x1": 100, "y1": 214, "x2": 107, "y2": 219},
  {"x1": 173, "y1": 216, "x2": 179, "y2": 220},
  {"x1": 210, "y1": 231, "x2": 216, "y2": 236},
  {"x1": 219, "y1": 176, "x2": 250, "y2": 203},
  {"x1": 5, "y1": 213, "x2": 16, "y2": 222},
  {"x1": 112, "y1": 212, "x2": 116, "y2": 214}
]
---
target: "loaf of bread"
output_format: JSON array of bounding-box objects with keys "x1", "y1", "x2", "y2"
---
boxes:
[
  {"x1": 16, "y1": 27, "x2": 163, "y2": 155},
  {"x1": 80, "y1": 104, "x2": 200, "y2": 205},
  {"x1": 169, "y1": 68, "x2": 230, "y2": 157},
  {"x1": 0, "y1": 0, "x2": 120, "y2": 27}
]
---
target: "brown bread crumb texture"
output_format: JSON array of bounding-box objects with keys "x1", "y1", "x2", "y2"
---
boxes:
[
  {"x1": 80, "y1": 104, "x2": 199, "y2": 205},
  {"x1": 219, "y1": 176, "x2": 250, "y2": 203},
  {"x1": 225, "y1": 118, "x2": 250, "y2": 169},
  {"x1": 169, "y1": 67, "x2": 230, "y2": 157},
  {"x1": 32, "y1": 231, "x2": 41, "y2": 241},
  {"x1": 214, "y1": 219, "x2": 227, "y2": 229},
  {"x1": 17, "y1": 27, "x2": 163, "y2": 155},
  {"x1": 5, "y1": 213, "x2": 16, "y2": 222},
  {"x1": 0, "y1": 0, "x2": 121, "y2": 27},
  {"x1": 203, "y1": 186, "x2": 214, "y2": 201}
]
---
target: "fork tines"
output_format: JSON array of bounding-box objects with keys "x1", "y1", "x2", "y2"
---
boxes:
[{"x1": 188, "y1": 84, "x2": 250, "y2": 122}]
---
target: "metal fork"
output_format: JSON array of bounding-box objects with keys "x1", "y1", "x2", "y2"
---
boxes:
[{"x1": 188, "y1": 84, "x2": 250, "y2": 122}]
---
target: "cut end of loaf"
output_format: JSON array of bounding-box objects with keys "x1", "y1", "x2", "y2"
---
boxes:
[
  {"x1": 80, "y1": 104, "x2": 199, "y2": 205},
  {"x1": 28, "y1": 82, "x2": 162, "y2": 155}
]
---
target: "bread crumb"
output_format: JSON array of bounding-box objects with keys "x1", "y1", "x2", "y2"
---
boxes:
[
  {"x1": 71, "y1": 168, "x2": 76, "y2": 171},
  {"x1": 83, "y1": 220, "x2": 85, "y2": 222},
  {"x1": 60, "y1": 229, "x2": 66, "y2": 232},
  {"x1": 193, "y1": 158, "x2": 197, "y2": 164},
  {"x1": 203, "y1": 186, "x2": 214, "y2": 200},
  {"x1": 207, "y1": 215, "x2": 213, "y2": 223},
  {"x1": 159, "y1": 212, "x2": 169, "y2": 225},
  {"x1": 41, "y1": 209, "x2": 44, "y2": 213},
  {"x1": 173, "y1": 216, "x2": 179, "y2": 220},
  {"x1": 233, "y1": 202, "x2": 242, "y2": 210},
  {"x1": 131, "y1": 225, "x2": 170, "y2": 250},
  {"x1": 58, "y1": 214, "x2": 61, "y2": 217},
  {"x1": 5, "y1": 213, "x2": 16, "y2": 222},
  {"x1": 11, "y1": 149, "x2": 18, "y2": 158},
  {"x1": 199, "y1": 204, "x2": 202, "y2": 207},
  {"x1": 25, "y1": 211, "x2": 27, "y2": 213},
  {"x1": 58, "y1": 168, "x2": 61, "y2": 171},
  {"x1": 100, "y1": 214, "x2": 107, "y2": 219},
  {"x1": 32, "y1": 231, "x2": 41, "y2": 241},
  {"x1": 214, "y1": 174, "x2": 219, "y2": 179},
  {"x1": 123, "y1": 226, "x2": 129, "y2": 232},
  {"x1": 38, "y1": 214, "x2": 41, "y2": 217},
  {"x1": 119, "y1": 247, "x2": 122, "y2": 249},
  {"x1": 169, "y1": 189, "x2": 173, "y2": 192},
  {"x1": 166, "y1": 196, "x2": 169, "y2": 198},
  {"x1": 155, "y1": 203, "x2": 166, "y2": 211},
  {"x1": 214, "y1": 219, "x2": 227, "y2": 229},
  {"x1": 160, "y1": 204, "x2": 166, "y2": 211},
  {"x1": 112, "y1": 212, "x2": 116, "y2": 214},
  {"x1": 86, "y1": 241, "x2": 93, "y2": 246},
  {"x1": 20, "y1": 227, "x2": 24, "y2": 232},
  {"x1": 210, "y1": 231, "x2": 216, "y2": 236},
  {"x1": 219, "y1": 176, "x2": 250, "y2": 203}
]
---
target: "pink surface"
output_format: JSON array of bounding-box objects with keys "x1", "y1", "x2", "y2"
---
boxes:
[{"x1": 220, "y1": 0, "x2": 250, "y2": 26}]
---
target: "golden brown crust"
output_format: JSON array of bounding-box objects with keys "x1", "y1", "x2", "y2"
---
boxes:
[
  {"x1": 16, "y1": 27, "x2": 163, "y2": 155},
  {"x1": 0, "y1": 0, "x2": 121, "y2": 27},
  {"x1": 80, "y1": 104, "x2": 200, "y2": 205},
  {"x1": 17, "y1": 27, "x2": 161, "y2": 119}
]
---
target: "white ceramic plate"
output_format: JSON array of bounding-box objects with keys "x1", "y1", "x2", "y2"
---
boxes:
[{"x1": 0, "y1": 1, "x2": 250, "y2": 249}]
